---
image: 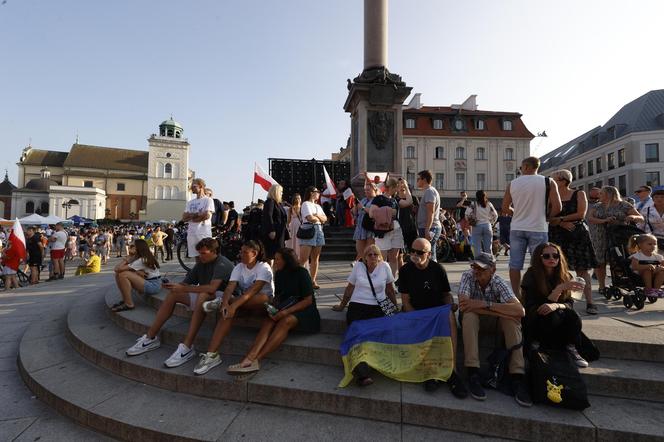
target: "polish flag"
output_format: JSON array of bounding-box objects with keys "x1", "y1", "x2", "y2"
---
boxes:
[
  {"x1": 367, "y1": 172, "x2": 389, "y2": 193},
  {"x1": 254, "y1": 163, "x2": 278, "y2": 192},
  {"x1": 343, "y1": 187, "x2": 355, "y2": 209},
  {"x1": 322, "y1": 166, "x2": 338, "y2": 199},
  {"x1": 8, "y1": 218, "x2": 27, "y2": 261}
]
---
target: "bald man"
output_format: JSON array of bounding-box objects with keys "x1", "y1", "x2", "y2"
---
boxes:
[{"x1": 397, "y1": 238, "x2": 467, "y2": 398}]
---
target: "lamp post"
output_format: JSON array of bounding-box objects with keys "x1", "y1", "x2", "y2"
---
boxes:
[{"x1": 61, "y1": 199, "x2": 79, "y2": 218}]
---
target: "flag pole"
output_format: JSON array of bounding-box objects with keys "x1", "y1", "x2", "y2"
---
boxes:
[{"x1": 251, "y1": 163, "x2": 256, "y2": 204}]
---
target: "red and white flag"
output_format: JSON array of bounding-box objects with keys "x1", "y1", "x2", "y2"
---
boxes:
[
  {"x1": 253, "y1": 163, "x2": 278, "y2": 192},
  {"x1": 322, "y1": 166, "x2": 338, "y2": 199},
  {"x1": 8, "y1": 218, "x2": 27, "y2": 261},
  {"x1": 343, "y1": 187, "x2": 355, "y2": 209},
  {"x1": 366, "y1": 172, "x2": 389, "y2": 193}
]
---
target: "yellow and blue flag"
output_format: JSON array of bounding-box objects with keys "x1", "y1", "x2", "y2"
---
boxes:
[{"x1": 338, "y1": 305, "x2": 454, "y2": 387}]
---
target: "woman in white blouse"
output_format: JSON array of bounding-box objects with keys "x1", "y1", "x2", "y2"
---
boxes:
[
  {"x1": 111, "y1": 239, "x2": 161, "y2": 312},
  {"x1": 465, "y1": 190, "x2": 498, "y2": 257},
  {"x1": 642, "y1": 189, "x2": 664, "y2": 252},
  {"x1": 299, "y1": 186, "x2": 328, "y2": 289},
  {"x1": 332, "y1": 244, "x2": 397, "y2": 386}
]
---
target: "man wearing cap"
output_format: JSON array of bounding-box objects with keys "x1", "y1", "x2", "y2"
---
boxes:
[
  {"x1": 457, "y1": 252, "x2": 531, "y2": 407},
  {"x1": 397, "y1": 238, "x2": 468, "y2": 398},
  {"x1": 635, "y1": 185, "x2": 653, "y2": 211}
]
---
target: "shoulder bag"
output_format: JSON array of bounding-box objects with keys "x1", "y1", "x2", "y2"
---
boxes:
[{"x1": 364, "y1": 262, "x2": 398, "y2": 316}]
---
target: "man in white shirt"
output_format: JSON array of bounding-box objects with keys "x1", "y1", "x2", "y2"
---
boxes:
[
  {"x1": 48, "y1": 222, "x2": 69, "y2": 280},
  {"x1": 182, "y1": 178, "x2": 215, "y2": 258},
  {"x1": 502, "y1": 157, "x2": 561, "y2": 296}
]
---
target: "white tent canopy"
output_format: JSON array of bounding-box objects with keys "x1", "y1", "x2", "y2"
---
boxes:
[
  {"x1": 19, "y1": 213, "x2": 48, "y2": 224},
  {"x1": 41, "y1": 214, "x2": 67, "y2": 224}
]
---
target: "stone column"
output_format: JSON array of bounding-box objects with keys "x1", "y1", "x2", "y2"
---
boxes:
[{"x1": 364, "y1": 0, "x2": 388, "y2": 70}]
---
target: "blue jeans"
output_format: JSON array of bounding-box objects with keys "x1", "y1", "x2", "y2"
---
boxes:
[
  {"x1": 471, "y1": 223, "x2": 492, "y2": 257},
  {"x1": 509, "y1": 230, "x2": 549, "y2": 270},
  {"x1": 418, "y1": 226, "x2": 442, "y2": 262}
]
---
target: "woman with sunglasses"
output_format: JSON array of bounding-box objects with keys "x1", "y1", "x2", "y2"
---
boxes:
[
  {"x1": 332, "y1": 244, "x2": 397, "y2": 386},
  {"x1": 548, "y1": 169, "x2": 598, "y2": 315},
  {"x1": 299, "y1": 186, "x2": 327, "y2": 289},
  {"x1": 521, "y1": 242, "x2": 589, "y2": 367}
]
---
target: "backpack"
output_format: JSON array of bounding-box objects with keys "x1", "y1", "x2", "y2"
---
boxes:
[
  {"x1": 369, "y1": 195, "x2": 396, "y2": 238},
  {"x1": 529, "y1": 348, "x2": 590, "y2": 410},
  {"x1": 482, "y1": 342, "x2": 522, "y2": 396},
  {"x1": 211, "y1": 198, "x2": 224, "y2": 226}
]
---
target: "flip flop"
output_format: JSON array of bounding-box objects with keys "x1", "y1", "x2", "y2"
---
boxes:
[
  {"x1": 110, "y1": 301, "x2": 125, "y2": 309},
  {"x1": 112, "y1": 304, "x2": 135, "y2": 312},
  {"x1": 227, "y1": 360, "x2": 260, "y2": 374}
]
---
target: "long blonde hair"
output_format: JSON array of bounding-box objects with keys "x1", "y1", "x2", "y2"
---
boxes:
[
  {"x1": 601, "y1": 186, "x2": 622, "y2": 204},
  {"x1": 267, "y1": 184, "x2": 283, "y2": 204}
]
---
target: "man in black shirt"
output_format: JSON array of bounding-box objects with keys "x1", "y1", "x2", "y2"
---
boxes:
[
  {"x1": 164, "y1": 224, "x2": 175, "y2": 261},
  {"x1": 397, "y1": 238, "x2": 467, "y2": 398},
  {"x1": 125, "y1": 238, "x2": 234, "y2": 368},
  {"x1": 25, "y1": 227, "x2": 44, "y2": 284}
]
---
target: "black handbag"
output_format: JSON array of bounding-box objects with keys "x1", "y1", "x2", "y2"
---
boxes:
[
  {"x1": 529, "y1": 348, "x2": 590, "y2": 410},
  {"x1": 482, "y1": 341, "x2": 522, "y2": 395},
  {"x1": 363, "y1": 261, "x2": 398, "y2": 316},
  {"x1": 296, "y1": 224, "x2": 315, "y2": 240}
]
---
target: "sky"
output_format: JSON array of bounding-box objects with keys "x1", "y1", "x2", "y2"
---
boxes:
[{"x1": 1, "y1": 0, "x2": 662, "y2": 207}]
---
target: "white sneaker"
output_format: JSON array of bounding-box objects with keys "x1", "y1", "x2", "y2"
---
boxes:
[
  {"x1": 567, "y1": 344, "x2": 589, "y2": 368},
  {"x1": 164, "y1": 343, "x2": 195, "y2": 368},
  {"x1": 193, "y1": 352, "x2": 222, "y2": 375},
  {"x1": 126, "y1": 334, "x2": 160, "y2": 356},
  {"x1": 202, "y1": 298, "x2": 222, "y2": 313}
]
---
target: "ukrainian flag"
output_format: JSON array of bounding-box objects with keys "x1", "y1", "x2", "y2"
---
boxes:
[{"x1": 338, "y1": 305, "x2": 454, "y2": 387}]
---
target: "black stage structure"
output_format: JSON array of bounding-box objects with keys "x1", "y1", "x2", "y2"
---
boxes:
[{"x1": 268, "y1": 158, "x2": 350, "y2": 203}]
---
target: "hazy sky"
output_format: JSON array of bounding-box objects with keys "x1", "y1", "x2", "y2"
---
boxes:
[{"x1": 1, "y1": 0, "x2": 662, "y2": 207}]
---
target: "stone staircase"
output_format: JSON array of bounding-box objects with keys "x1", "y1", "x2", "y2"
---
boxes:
[
  {"x1": 320, "y1": 226, "x2": 356, "y2": 261},
  {"x1": 17, "y1": 271, "x2": 664, "y2": 441}
]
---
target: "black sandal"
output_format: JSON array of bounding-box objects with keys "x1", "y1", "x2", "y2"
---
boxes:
[
  {"x1": 112, "y1": 304, "x2": 135, "y2": 312},
  {"x1": 110, "y1": 301, "x2": 125, "y2": 309}
]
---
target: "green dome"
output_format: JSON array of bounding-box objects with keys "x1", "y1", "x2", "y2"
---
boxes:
[{"x1": 160, "y1": 118, "x2": 183, "y2": 129}]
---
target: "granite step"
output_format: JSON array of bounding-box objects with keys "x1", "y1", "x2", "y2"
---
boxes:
[
  {"x1": 103, "y1": 291, "x2": 664, "y2": 403},
  {"x1": 58, "y1": 296, "x2": 664, "y2": 441},
  {"x1": 21, "y1": 311, "x2": 500, "y2": 441}
]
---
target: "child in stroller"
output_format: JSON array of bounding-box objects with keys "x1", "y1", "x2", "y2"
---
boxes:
[
  {"x1": 628, "y1": 233, "x2": 664, "y2": 298},
  {"x1": 604, "y1": 225, "x2": 659, "y2": 309}
]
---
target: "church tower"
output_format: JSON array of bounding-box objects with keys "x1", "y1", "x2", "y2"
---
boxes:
[{"x1": 145, "y1": 118, "x2": 191, "y2": 221}]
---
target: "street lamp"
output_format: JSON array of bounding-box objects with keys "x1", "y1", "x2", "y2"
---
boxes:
[{"x1": 61, "y1": 199, "x2": 79, "y2": 218}]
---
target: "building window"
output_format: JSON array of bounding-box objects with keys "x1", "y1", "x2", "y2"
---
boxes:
[
  {"x1": 453, "y1": 119, "x2": 465, "y2": 131},
  {"x1": 646, "y1": 171, "x2": 660, "y2": 187},
  {"x1": 504, "y1": 148, "x2": 514, "y2": 160},
  {"x1": 506, "y1": 173, "x2": 515, "y2": 182},
  {"x1": 502, "y1": 120, "x2": 513, "y2": 131},
  {"x1": 25, "y1": 201, "x2": 35, "y2": 213},
  {"x1": 571, "y1": 166, "x2": 576, "y2": 180},
  {"x1": 456, "y1": 173, "x2": 466, "y2": 190},
  {"x1": 618, "y1": 175, "x2": 627, "y2": 197},
  {"x1": 405, "y1": 118, "x2": 416, "y2": 129},
  {"x1": 475, "y1": 119, "x2": 485, "y2": 130},
  {"x1": 405, "y1": 146, "x2": 416, "y2": 159},
  {"x1": 116, "y1": 183, "x2": 125, "y2": 191},
  {"x1": 435, "y1": 173, "x2": 444, "y2": 190},
  {"x1": 477, "y1": 173, "x2": 486, "y2": 190},
  {"x1": 84, "y1": 180, "x2": 93, "y2": 188},
  {"x1": 434, "y1": 146, "x2": 445, "y2": 159},
  {"x1": 164, "y1": 163, "x2": 173, "y2": 178},
  {"x1": 476, "y1": 147, "x2": 486, "y2": 160},
  {"x1": 433, "y1": 119, "x2": 443, "y2": 130},
  {"x1": 406, "y1": 171, "x2": 416, "y2": 189},
  {"x1": 618, "y1": 148, "x2": 626, "y2": 167},
  {"x1": 155, "y1": 185, "x2": 162, "y2": 199},
  {"x1": 595, "y1": 180, "x2": 602, "y2": 188},
  {"x1": 646, "y1": 143, "x2": 660, "y2": 162},
  {"x1": 596, "y1": 157, "x2": 602, "y2": 173},
  {"x1": 587, "y1": 160, "x2": 594, "y2": 176},
  {"x1": 130, "y1": 198, "x2": 137, "y2": 213},
  {"x1": 578, "y1": 163, "x2": 584, "y2": 179},
  {"x1": 608, "y1": 177, "x2": 616, "y2": 187},
  {"x1": 607, "y1": 152, "x2": 615, "y2": 170},
  {"x1": 455, "y1": 146, "x2": 465, "y2": 159}
]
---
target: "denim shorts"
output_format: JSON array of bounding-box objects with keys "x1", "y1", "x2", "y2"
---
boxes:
[
  {"x1": 143, "y1": 278, "x2": 162, "y2": 295},
  {"x1": 509, "y1": 230, "x2": 548, "y2": 270},
  {"x1": 299, "y1": 224, "x2": 325, "y2": 248}
]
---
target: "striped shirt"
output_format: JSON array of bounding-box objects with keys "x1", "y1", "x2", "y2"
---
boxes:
[{"x1": 458, "y1": 270, "x2": 516, "y2": 303}]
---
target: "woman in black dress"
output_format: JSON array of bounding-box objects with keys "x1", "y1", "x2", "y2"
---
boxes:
[
  {"x1": 548, "y1": 169, "x2": 599, "y2": 315},
  {"x1": 261, "y1": 184, "x2": 288, "y2": 265}
]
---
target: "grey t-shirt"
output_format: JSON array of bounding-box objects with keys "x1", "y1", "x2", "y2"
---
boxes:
[
  {"x1": 182, "y1": 255, "x2": 234, "y2": 290},
  {"x1": 417, "y1": 186, "x2": 442, "y2": 229}
]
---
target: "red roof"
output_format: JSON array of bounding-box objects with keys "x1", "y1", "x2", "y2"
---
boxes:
[{"x1": 403, "y1": 107, "x2": 534, "y2": 139}]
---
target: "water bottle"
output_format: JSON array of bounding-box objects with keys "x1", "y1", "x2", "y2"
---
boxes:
[{"x1": 264, "y1": 302, "x2": 279, "y2": 316}]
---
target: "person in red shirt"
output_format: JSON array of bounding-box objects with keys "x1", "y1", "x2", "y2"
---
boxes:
[{"x1": 2, "y1": 241, "x2": 21, "y2": 290}]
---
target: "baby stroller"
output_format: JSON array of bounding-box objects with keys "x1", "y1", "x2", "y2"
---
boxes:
[{"x1": 604, "y1": 224, "x2": 657, "y2": 310}]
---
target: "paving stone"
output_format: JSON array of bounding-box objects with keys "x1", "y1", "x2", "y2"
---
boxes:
[
  {"x1": 0, "y1": 356, "x2": 17, "y2": 373},
  {"x1": 402, "y1": 425, "x2": 511, "y2": 441},
  {"x1": 583, "y1": 395, "x2": 664, "y2": 441},
  {"x1": 0, "y1": 416, "x2": 36, "y2": 441},
  {"x1": 220, "y1": 402, "x2": 401, "y2": 442},
  {"x1": 0, "y1": 370, "x2": 49, "y2": 421},
  {"x1": 12, "y1": 414, "x2": 114, "y2": 442}
]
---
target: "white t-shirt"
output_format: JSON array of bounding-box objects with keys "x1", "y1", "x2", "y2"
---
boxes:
[
  {"x1": 230, "y1": 261, "x2": 274, "y2": 297},
  {"x1": 129, "y1": 259, "x2": 161, "y2": 279},
  {"x1": 186, "y1": 196, "x2": 215, "y2": 236},
  {"x1": 347, "y1": 261, "x2": 394, "y2": 306},
  {"x1": 51, "y1": 230, "x2": 68, "y2": 250},
  {"x1": 510, "y1": 175, "x2": 548, "y2": 232},
  {"x1": 629, "y1": 251, "x2": 664, "y2": 264},
  {"x1": 301, "y1": 201, "x2": 324, "y2": 225}
]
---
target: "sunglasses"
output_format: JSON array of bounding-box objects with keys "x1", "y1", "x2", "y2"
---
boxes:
[
  {"x1": 541, "y1": 253, "x2": 560, "y2": 260},
  {"x1": 411, "y1": 249, "x2": 429, "y2": 256}
]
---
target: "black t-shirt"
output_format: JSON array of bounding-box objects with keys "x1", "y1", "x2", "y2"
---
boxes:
[
  {"x1": 182, "y1": 255, "x2": 234, "y2": 290},
  {"x1": 26, "y1": 234, "x2": 43, "y2": 258},
  {"x1": 455, "y1": 199, "x2": 472, "y2": 220},
  {"x1": 397, "y1": 260, "x2": 452, "y2": 310},
  {"x1": 165, "y1": 228, "x2": 174, "y2": 241}
]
